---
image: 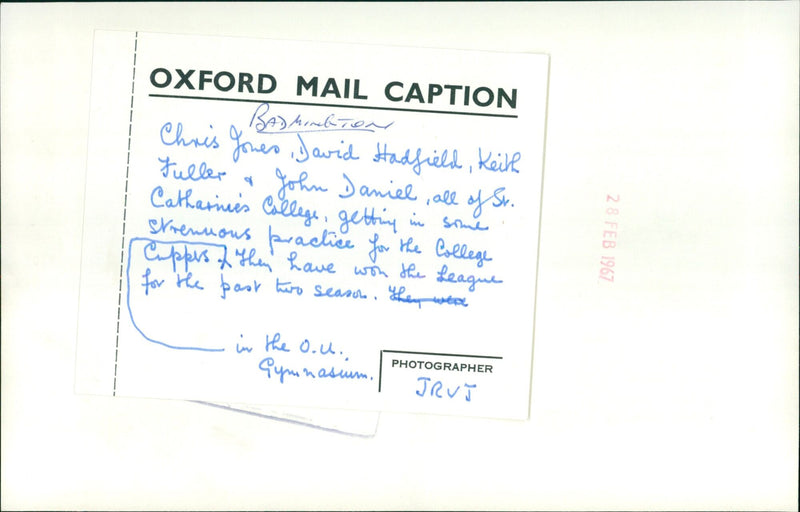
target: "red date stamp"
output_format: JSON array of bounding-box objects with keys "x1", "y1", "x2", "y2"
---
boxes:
[{"x1": 598, "y1": 194, "x2": 619, "y2": 282}]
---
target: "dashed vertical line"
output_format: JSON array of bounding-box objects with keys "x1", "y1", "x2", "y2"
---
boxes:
[{"x1": 113, "y1": 31, "x2": 138, "y2": 396}]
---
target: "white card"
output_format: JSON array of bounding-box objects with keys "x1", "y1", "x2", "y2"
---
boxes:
[{"x1": 76, "y1": 30, "x2": 548, "y2": 419}]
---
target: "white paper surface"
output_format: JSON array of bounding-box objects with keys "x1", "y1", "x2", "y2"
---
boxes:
[
  {"x1": 3, "y1": 3, "x2": 797, "y2": 510},
  {"x1": 75, "y1": 30, "x2": 548, "y2": 419},
  {"x1": 195, "y1": 401, "x2": 380, "y2": 437}
]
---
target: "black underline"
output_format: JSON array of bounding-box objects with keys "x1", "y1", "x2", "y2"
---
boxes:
[
  {"x1": 382, "y1": 350, "x2": 503, "y2": 360},
  {"x1": 148, "y1": 93, "x2": 518, "y2": 119}
]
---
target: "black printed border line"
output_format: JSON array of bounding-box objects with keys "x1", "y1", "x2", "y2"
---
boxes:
[
  {"x1": 149, "y1": 93, "x2": 518, "y2": 119},
  {"x1": 377, "y1": 350, "x2": 503, "y2": 392},
  {"x1": 113, "y1": 31, "x2": 138, "y2": 396}
]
